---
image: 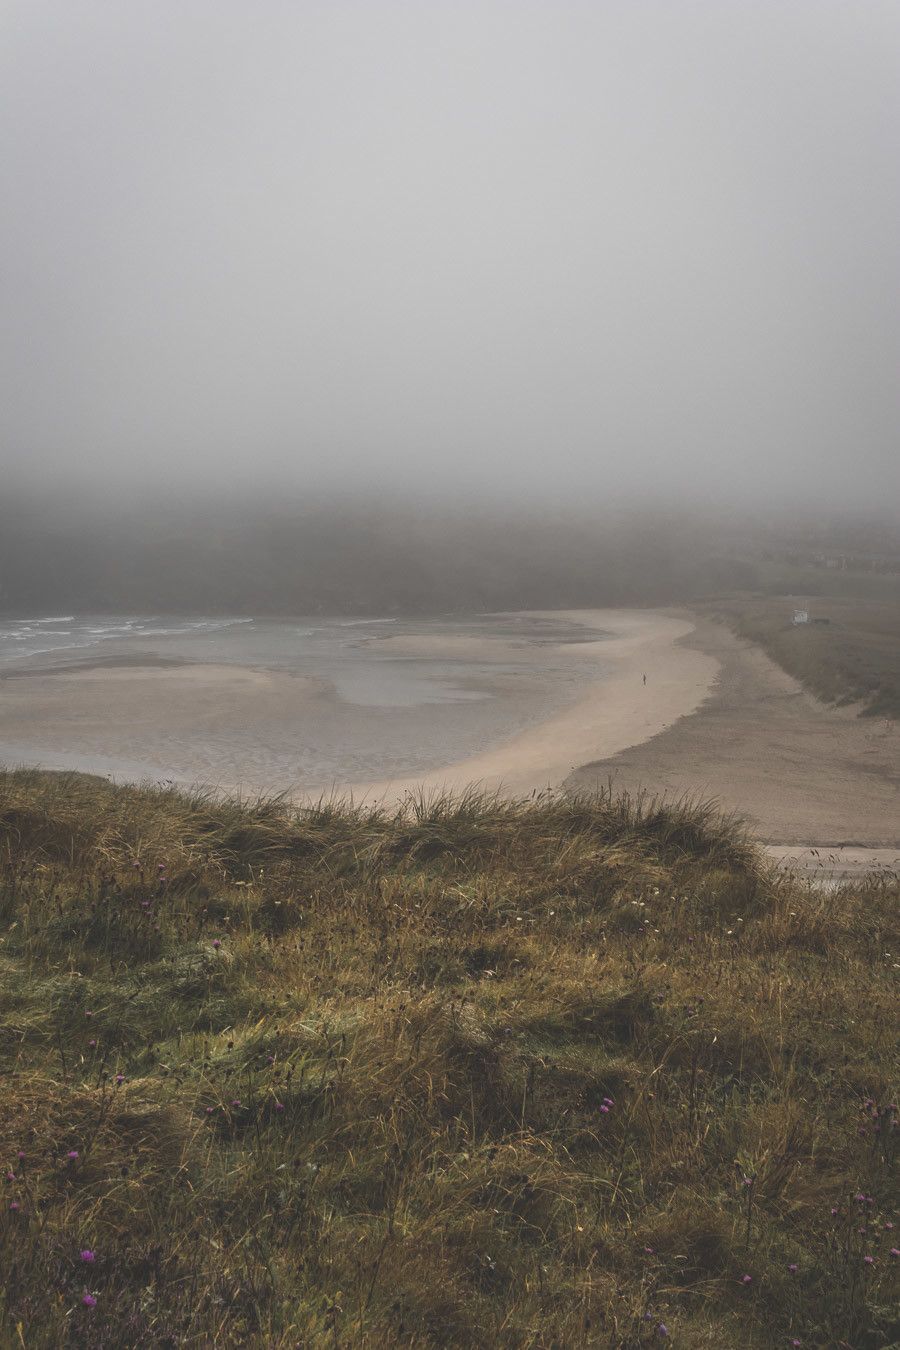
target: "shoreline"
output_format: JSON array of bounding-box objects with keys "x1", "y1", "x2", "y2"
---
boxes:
[
  {"x1": 0, "y1": 610, "x2": 717, "y2": 803},
  {"x1": 0, "y1": 653, "x2": 189, "y2": 679},
  {"x1": 334, "y1": 610, "x2": 718, "y2": 804},
  {"x1": 0, "y1": 608, "x2": 896, "y2": 874}
]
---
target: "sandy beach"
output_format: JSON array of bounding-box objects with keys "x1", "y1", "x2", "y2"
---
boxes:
[
  {"x1": 0, "y1": 610, "x2": 715, "y2": 797},
  {"x1": 567, "y1": 616, "x2": 899, "y2": 851},
  {"x1": 0, "y1": 608, "x2": 896, "y2": 876},
  {"x1": 349, "y1": 610, "x2": 717, "y2": 802}
]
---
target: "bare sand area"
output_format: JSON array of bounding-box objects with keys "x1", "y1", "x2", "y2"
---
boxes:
[
  {"x1": 566, "y1": 617, "x2": 899, "y2": 851},
  {"x1": 0, "y1": 663, "x2": 326, "y2": 785},
  {"x1": 346, "y1": 611, "x2": 718, "y2": 803}
]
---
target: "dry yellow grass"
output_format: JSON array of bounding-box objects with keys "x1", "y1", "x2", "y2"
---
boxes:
[{"x1": 0, "y1": 770, "x2": 897, "y2": 1347}]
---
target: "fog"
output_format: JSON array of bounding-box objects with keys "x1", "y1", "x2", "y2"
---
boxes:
[{"x1": 2, "y1": 0, "x2": 898, "y2": 517}]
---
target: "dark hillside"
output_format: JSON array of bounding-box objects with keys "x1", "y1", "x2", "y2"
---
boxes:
[{"x1": 0, "y1": 496, "x2": 750, "y2": 614}]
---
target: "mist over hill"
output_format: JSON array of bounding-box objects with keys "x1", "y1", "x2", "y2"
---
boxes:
[
  {"x1": 3, "y1": 490, "x2": 899, "y2": 618},
  {"x1": 0, "y1": 493, "x2": 768, "y2": 616}
]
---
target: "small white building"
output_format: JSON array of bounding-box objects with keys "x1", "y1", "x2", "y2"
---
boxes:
[{"x1": 792, "y1": 609, "x2": 809, "y2": 625}]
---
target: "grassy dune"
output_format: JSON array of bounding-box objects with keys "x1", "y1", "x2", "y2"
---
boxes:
[
  {"x1": 0, "y1": 771, "x2": 897, "y2": 1347},
  {"x1": 699, "y1": 588, "x2": 900, "y2": 719}
]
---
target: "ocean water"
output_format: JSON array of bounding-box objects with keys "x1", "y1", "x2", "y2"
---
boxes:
[{"x1": 0, "y1": 612, "x2": 607, "y2": 790}]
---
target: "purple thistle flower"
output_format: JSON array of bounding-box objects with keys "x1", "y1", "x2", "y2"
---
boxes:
[
  {"x1": 67, "y1": 1150, "x2": 79, "y2": 1161},
  {"x1": 80, "y1": 1250, "x2": 95, "y2": 1263},
  {"x1": 85, "y1": 1010, "x2": 93, "y2": 1018},
  {"x1": 115, "y1": 1074, "x2": 124, "y2": 1085},
  {"x1": 230, "y1": 1099, "x2": 241, "y2": 1108},
  {"x1": 739, "y1": 1274, "x2": 752, "y2": 1285},
  {"x1": 81, "y1": 1293, "x2": 97, "y2": 1308},
  {"x1": 885, "y1": 1221, "x2": 894, "y2": 1230},
  {"x1": 5, "y1": 1172, "x2": 14, "y2": 1183},
  {"x1": 212, "y1": 939, "x2": 221, "y2": 950},
  {"x1": 657, "y1": 1326, "x2": 668, "y2": 1338},
  {"x1": 274, "y1": 1101, "x2": 285, "y2": 1112},
  {"x1": 790, "y1": 1341, "x2": 801, "y2": 1348},
  {"x1": 9, "y1": 1201, "x2": 20, "y2": 1212},
  {"x1": 16, "y1": 1152, "x2": 24, "y2": 1162},
  {"x1": 602, "y1": 1096, "x2": 614, "y2": 1106},
  {"x1": 830, "y1": 1207, "x2": 838, "y2": 1216},
  {"x1": 205, "y1": 1106, "x2": 215, "y2": 1115},
  {"x1": 889, "y1": 1248, "x2": 899, "y2": 1259},
  {"x1": 88, "y1": 1039, "x2": 97, "y2": 1049},
  {"x1": 788, "y1": 1263, "x2": 798, "y2": 1274},
  {"x1": 600, "y1": 1104, "x2": 610, "y2": 1114},
  {"x1": 863, "y1": 1255, "x2": 875, "y2": 1266}
]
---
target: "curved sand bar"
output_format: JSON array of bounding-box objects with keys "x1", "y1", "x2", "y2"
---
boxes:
[{"x1": 344, "y1": 610, "x2": 719, "y2": 805}]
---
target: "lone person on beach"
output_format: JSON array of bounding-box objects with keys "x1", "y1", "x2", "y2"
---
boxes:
[{"x1": 642, "y1": 673, "x2": 647, "y2": 686}]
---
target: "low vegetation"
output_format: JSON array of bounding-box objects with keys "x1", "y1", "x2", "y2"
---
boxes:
[
  {"x1": 1, "y1": 770, "x2": 897, "y2": 1347},
  {"x1": 699, "y1": 588, "x2": 900, "y2": 718}
]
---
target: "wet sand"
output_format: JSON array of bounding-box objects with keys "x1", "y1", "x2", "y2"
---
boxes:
[{"x1": 0, "y1": 662, "x2": 327, "y2": 786}]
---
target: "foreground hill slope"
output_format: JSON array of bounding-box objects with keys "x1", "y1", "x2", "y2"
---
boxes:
[{"x1": 0, "y1": 771, "x2": 896, "y2": 1347}]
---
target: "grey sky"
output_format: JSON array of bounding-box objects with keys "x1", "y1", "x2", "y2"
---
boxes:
[{"x1": 2, "y1": 1, "x2": 898, "y2": 510}]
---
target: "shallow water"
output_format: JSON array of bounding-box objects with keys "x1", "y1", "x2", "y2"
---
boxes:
[{"x1": 0, "y1": 612, "x2": 611, "y2": 791}]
